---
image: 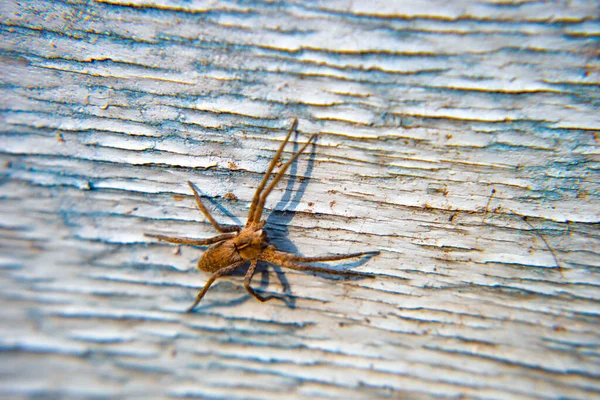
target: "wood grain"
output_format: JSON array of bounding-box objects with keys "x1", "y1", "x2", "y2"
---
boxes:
[{"x1": 1, "y1": 1, "x2": 599, "y2": 398}]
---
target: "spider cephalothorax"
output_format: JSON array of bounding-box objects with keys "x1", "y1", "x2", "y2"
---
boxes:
[{"x1": 146, "y1": 119, "x2": 379, "y2": 312}]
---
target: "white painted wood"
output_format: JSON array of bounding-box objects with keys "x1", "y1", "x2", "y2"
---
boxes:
[{"x1": 1, "y1": 1, "x2": 599, "y2": 398}]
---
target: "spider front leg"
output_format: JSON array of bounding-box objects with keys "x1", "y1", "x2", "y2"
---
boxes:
[
  {"x1": 244, "y1": 260, "x2": 283, "y2": 302},
  {"x1": 247, "y1": 119, "x2": 297, "y2": 225},
  {"x1": 186, "y1": 260, "x2": 247, "y2": 312},
  {"x1": 250, "y1": 133, "x2": 316, "y2": 224}
]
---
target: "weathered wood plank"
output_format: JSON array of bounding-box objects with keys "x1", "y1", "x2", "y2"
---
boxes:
[{"x1": 1, "y1": 0, "x2": 599, "y2": 399}]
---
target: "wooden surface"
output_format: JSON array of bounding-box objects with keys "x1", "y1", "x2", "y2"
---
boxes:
[{"x1": 1, "y1": 1, "x2": 599, "y2": 399}]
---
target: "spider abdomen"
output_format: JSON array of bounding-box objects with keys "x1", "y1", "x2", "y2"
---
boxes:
[{"x1": 197, "y1": 240, "x2": 243, "y2": 272}]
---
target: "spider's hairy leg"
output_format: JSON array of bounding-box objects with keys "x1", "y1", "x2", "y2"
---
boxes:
[
  {"x1": 283, "y1": 250, "x2": 380, "y2": 263},
  {"x1": 244, "y1": 260, "x2": 282, "y2": 302},
  {"x1": 281, "y1": 262, "x2": 374, "y2": 277},
  {"x1": 186, "y1": 260, "x2": 247, "y2": 312},
  {"x1": 188, "y1": 181, "x2": 240, "y2": 233},
  {"x1": 251, "y1": 133, "x2": 317, "y2": 224},
  {"x1": 247, "y1": 119, "x2": 297, "y2": 225},
  {"x1": 260, "y1": 247, "x2": 378, "y2": 278},
  {"x1": 144, "y1": 232, "x2": 236, "y2": 246}
]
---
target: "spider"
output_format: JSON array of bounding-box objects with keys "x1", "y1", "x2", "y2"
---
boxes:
[{"x1": 146, "y1": 119, "x2": 379, "y2": 312}]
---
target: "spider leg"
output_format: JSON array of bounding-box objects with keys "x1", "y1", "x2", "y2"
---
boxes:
[
  {"x1": 276, "y1": 261, "x2": 374, "y2": 278},
  {"x1": 284, "y1": 250, "x2": 380, "y2": 263},
  {"x1": 251, "y1": 133, "x2": 317, "y2": 224},
  {"x1": 260, "y1": 248, "x2": 377, "y2": 278},
  {"x1": 186, "y1": 261, "x2": 246, "y2": 312},
  {"x1": 144, "y1": 232, "x2": 235, "y2": 246},
  {"x1": 247, "y1": 119, "x2": 297, "y2": 225},
  {"x1": 244, "y1": 260, "x2": 281, "y2": 302},
  {"x1": 188, "y1": 181, "x2": 240, "y2": 233}
]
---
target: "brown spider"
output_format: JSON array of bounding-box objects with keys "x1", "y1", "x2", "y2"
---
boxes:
[{"x1": 146, "y1": 119, "x2": 379, "y2": 312}]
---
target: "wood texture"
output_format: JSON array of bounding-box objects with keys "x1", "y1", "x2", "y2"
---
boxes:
[{"x1": 1, "y1": 1, "x2": 599, "y2": 398}]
